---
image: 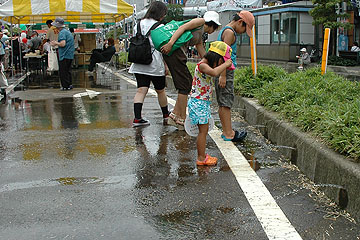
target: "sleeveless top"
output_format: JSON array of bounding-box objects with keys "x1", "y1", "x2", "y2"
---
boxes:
[
  {"x1": 190, "y1": 62, "x2": 213, "y2": 101},
  {"x1": 217, "y1": 26, "x2": 237, "y2": 67}
]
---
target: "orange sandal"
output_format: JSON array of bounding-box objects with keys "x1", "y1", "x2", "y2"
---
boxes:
[{"x1": 196, "y1": 154, "x2": 218, "y2": 166}]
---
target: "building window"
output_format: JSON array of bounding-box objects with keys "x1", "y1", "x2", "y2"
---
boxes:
[
  {"x1": 241, "y1": 33, "x2": 250, "y2": 45},
  {"x1": 271, "y1": 14, "x2": 280, "y2": 43},
  {"x1": 255, "y1": 16, "x2": 258, "y2": 44},
  {"x1": 281, "y1": 12, "x2": 299, "y2": 43}
]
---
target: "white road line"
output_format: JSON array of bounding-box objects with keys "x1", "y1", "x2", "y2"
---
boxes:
[{"x1": 103, "y1": 65, "x2": 303, "y2": 240}]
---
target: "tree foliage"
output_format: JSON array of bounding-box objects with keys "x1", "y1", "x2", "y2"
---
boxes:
[
  {"x1": 164, "y1": 4, "x2": 184, "y2": 23},
  {"x1": 310, "y1": 0, "x2": 352, "y2": 30},
  {"x1": 106, "y1": 27, "x2": 124, "y2": 39}
]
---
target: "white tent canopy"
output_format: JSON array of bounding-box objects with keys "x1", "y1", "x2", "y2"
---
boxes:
[{"x1": 0, "y1": 0, "x2": 133, "y2": 24}]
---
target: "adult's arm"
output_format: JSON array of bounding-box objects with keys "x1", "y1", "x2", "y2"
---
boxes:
[
  {"x1": 195, "y1": 43, "x2": 206, "y2": 58},
  {"x1": 51, "y1": 40, "x2": 66, "y2": 47},
  {"x1": 161, "y1": 18, "x2": 205, "y2": 55}
]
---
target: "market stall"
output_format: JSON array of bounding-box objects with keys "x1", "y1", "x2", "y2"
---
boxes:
[{"x1": 0, "y1": 0, "x2": 133, "y2": 83}]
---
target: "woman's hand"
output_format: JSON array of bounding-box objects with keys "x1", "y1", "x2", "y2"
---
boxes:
[{"x1": 161, "y1": 42, "x2": 173, "y2": 55}]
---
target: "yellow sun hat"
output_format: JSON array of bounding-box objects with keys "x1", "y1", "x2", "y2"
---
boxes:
[
  {"x1": 208, "y1": 41, "x2": 235, "y2": 70},
  {"x1": 208, "y1": 41, "x2": 232, "y2": 57}
]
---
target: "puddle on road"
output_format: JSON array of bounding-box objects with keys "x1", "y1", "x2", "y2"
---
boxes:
[
  {"x1": 2, "y1": 68, "x2": 292, "y2": 191},
  {"x1": 0, "y1": 75, "x2": 135, "y2": 161},
  {"x1": 0, "y1": 175, "x2": 136, "y2": 193}
]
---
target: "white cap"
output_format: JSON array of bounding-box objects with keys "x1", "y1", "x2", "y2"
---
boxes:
[
  {"x1": 2, "y1": 29, "x2": 8, "y2": 34},
  {"x1": 203, "y1": 11, "x2": 221, "y2": 26},
  {"x1": 300, "y1": 48, "x2": 307, "y2": 52}
]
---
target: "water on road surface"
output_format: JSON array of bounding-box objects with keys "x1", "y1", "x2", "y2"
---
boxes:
[{"x1": 0, "y1": 68, "x2": 359, "y2": 240}]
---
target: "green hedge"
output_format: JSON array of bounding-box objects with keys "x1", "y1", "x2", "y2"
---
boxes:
[
  {"x1": 238, "y1": 66, "x2": 360, "y2": 160},
  {"x1": 117, "y1": 52, "x2": 128, "y2": 64},
  {"x1": 187, "y1": 62, "x2": 360, "y2": 159}
]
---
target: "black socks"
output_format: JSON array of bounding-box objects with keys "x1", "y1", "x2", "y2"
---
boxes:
[{"x1": 134, "y1": 103, "x2": 143, "y2": 119}]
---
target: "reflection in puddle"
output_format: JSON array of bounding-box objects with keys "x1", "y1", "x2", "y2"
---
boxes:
[
  {"x1": 1, "y1": 92, "x2": 137, "y2": 161},
  {"x1": 22, "y1": 142, "x2": 42, "y2": 160},
  {"x1": 57, "y1": 177, "x2": 101, "y2": 185},
  {"x1": 0, "y1": 175, "x2": 137, "y2": 193}
]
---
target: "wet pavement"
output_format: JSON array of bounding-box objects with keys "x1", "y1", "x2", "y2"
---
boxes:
[{"x1": 0, "y1": 68, "x2": 360, "y2": 239}]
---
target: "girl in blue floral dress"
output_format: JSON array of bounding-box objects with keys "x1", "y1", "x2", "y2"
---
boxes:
[{"x1": 188, "y1": 41, "x2": 233, "y2": 166}]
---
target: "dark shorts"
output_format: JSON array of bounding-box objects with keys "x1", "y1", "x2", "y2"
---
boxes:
[
  {"x1": 214, "y1": 69, "x2": 234, "y2": 108},
  {"x1": 163, "y1": 49, "x2": 192, "y2": 95},
  {"x1": 134, "y1": 73, "x2": 166, "y2": 90}
]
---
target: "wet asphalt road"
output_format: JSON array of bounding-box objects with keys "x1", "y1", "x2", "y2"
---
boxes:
[{"x1": 0, "y1": 68, "x2": 359, "y2": 240}]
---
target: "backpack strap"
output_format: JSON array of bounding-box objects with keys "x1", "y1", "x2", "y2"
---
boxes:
[
  {"x1": 136, "y1": 22, "x2": 142, "y2": 36},
  {"x1": 146, "y1": 21, "x2": 161, "y2": 37}
]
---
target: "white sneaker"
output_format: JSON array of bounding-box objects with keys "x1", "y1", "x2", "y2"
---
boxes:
[{"x1": 298, "y1": 66, "x2": 303, "y2": 70}]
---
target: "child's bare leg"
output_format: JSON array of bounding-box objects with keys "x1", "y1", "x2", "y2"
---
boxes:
[{"x1": 197, "y1": 123, "x2": 209, "y2": 161}]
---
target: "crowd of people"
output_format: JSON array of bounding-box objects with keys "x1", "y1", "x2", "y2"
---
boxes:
[{"x1": 0, "y1": 18, "x2": 119, "y2": 91}]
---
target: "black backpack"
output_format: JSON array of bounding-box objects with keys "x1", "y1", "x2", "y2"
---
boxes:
[{"x1": 128, "y1": 21, "x2": 161, "y2": 65}]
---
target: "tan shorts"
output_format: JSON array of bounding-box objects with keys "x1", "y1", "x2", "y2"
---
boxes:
[{"x1": 163, "y1": 49, "x2": 192, "y2": 95}]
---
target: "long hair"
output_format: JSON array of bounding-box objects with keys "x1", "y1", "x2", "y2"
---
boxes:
[
  {"x1": 204, "y1": 51, "x2": 223, "y2": 68},
  {"x1": 144, "y1": 1, "x2": 168, "y2": 21},
  {"x1": 107, "y1": 38, "x2": 115, "y2": 46}
]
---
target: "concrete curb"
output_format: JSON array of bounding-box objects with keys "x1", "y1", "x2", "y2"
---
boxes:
[{"x1": 236, "y1": 96, "x2": 360, "y2": 221}]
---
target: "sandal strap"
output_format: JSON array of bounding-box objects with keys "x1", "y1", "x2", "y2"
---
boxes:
[
  {"x1": 176, "y1": 118, "x2": 185, "y2": 124},
  {"x1": 169, "y1": 112, "x2": 177, "y2": 120},
  {"x1": 169, "y1": 112, "x2": 185, "y2": 125}
]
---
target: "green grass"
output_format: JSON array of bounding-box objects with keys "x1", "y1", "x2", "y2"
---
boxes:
[
  {"x1": 235, "y1": 65, "x2": 360, "y2": 160},
  {"x1": 117, "y1": 52, "x2": 128, "y2": 64}
]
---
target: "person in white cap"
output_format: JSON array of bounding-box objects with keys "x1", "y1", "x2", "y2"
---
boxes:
[
  {"x1": 296, "y1": 48, "x2": 310, "y2": 70},
  {"x1": 160, "y1": 11, "x2": 221, "y2": 130}
]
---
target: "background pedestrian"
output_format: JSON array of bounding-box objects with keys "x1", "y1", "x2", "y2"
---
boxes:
[
  {"x1": 88, "y1": 38, "x2": 115, "y2": 72},
  {"x1": 50, "y1": 17, "x2": 74, "y2": 90}
]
